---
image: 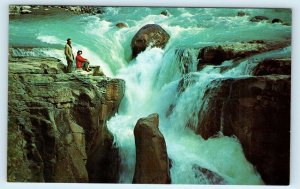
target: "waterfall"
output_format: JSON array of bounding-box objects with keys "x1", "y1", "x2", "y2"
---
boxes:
[
  {"x1": 106, "y1": 44, "x2": 290, "y2": 184},
  {"x1": 9, "y1": 7, "x2": 291, "y2": 184}
]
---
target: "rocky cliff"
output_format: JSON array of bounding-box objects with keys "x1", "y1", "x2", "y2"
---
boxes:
[
  {"x1": 195, "y1": 57, "x2": 291, "y2": 185},
  {"x1": 7, "y1": 56, "x2": 125, "y2": 182}
]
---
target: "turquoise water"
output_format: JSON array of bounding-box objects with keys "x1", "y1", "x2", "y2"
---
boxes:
[
  {"x1": 9, "y1": 7, "x2": 291, "y2": 184},
  {"x1": 9, "y1": 7, "x2": 291, "y2": 75}
]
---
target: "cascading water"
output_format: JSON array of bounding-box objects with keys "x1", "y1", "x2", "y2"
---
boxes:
[{"x1": 9, "y1": 7, "x2": 291, "y2": 184}]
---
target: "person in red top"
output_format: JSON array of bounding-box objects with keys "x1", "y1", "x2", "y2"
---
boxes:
[{"x1": 76, "y1": 50, "x2": 91, "y2": 71}]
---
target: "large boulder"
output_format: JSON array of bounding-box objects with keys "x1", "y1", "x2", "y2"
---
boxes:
[
  {"x1": 133, "y1": 114, "x2": 171, "y2": 184},
  {"x1": 131, "y1": 24, "x2": 170, "y2": 58},
  {"x1": 194, "y1": 75, "x2": 290, "y2": 185},
  {"x1": 8, "y1": 54, "x2": 125, "y2": 182}
]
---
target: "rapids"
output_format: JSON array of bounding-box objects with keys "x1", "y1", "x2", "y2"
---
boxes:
[{"x1": 9, "y1": 7, "x2": 291, "y2": 184}]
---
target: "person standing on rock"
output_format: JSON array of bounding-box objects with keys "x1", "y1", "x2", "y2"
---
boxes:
[{"x1": 64, "y1": 38, "x2": 74, "y2": 73}]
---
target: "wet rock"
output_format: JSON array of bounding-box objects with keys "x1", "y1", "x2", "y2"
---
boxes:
[
  {"x1": 272, "y1": 18, "x2": 283, "y2": 24},
  {"x1": 8, "y1": 55, "x2": 125, "y2": 182},
  {"x1": 131, "y1": 24, "x2": 170, "y2": 58},
  {"x1": 116, "y1": 22, "x2": 128, "y2": 28},
  {"x1": 198, "y1": 42, "x2": 265, "y2": 66},
  {"x1": 197, "y1": 40, "x2": 290, "y2": 68},
  {"x1": 192, "y1": 165, "x2": 227, "y2": 184},
  {"x1": 198, "y1": 46, "x2": 229, "y2": 65},
  {"x1": 253, "y1": 58, "x2": 291, "y2": 76},
  {"x1": 133, "y1": 114, "x2": 171, "y2": 184},
  {"x1": 237, "y1": 11, "x2": 246, "y2": 17},
  {"x1": 175, "y1": 48, "x2": 198, "y2": 74},
  {"x1": 250, "y1": 16, "x2": 269, "y2": 22},
  {"x1": 195, "y1": 75, "x2": 290, "y2": 185},
  {"x1": 161, "y1": 10, "x2": 170, "y2": 16}
]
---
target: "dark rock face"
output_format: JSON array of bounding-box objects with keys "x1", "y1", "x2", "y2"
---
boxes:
[
  {"x1": 253, "y1": 58, "x2": 291, "y2": 76},
  {"x1": 195, "y1": 75, "x2": 290, "y2": 185},
  {"x1": 131, "y1": 24, "x2": 170, "y2": 58},
  {"x1": 133, "y1": 114, "x2": 171, "y2": 184},
  {"x1": 198, "y1": 46, "x2": 229, "y2": 65},
  {"x1": 8, "y1": 56, "x2": 125, "y2": 182},
  {"x1": 250, "y1": 16, "x2": 269, "y2": 22}
]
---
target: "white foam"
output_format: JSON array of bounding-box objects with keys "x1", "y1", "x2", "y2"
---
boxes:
[{"x1": 37, "y1": 35, "x2": 64, "y2": 45}]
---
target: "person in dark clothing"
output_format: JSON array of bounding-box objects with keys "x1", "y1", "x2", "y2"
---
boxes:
[
  {"x1": 64, "y1": 38, "x2": 74, "y2": 73},
  {"x1": 76, "y1": 50, "x2": 91, "y2": 72}
]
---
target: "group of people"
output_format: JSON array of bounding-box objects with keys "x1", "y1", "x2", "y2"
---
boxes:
[{"x1": 64, "y1": 38, "x2": 91, "y2": 73}]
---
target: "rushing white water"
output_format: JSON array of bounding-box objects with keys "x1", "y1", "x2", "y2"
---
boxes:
[
  {"x1": 9, "y1": 7, "x2": 291, "y2": 184},
  {"x1": 106, "y1": 44, "x2": 290, "y2": 184}
]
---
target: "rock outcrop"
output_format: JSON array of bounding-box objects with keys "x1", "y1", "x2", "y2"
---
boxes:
[
  {"x1": 197, "y1": 40, "x2": 290, "y2": 68},
  {"x1": 8, "y1": 55, "x2": 125, "y2": 182},
  {"x1": 194, "y1": 74, "x2": 290, "y2": 185},
  {"x1": 9, "y1": 5, "x2": 104, "y2": 16},
  {"x1": 131, "y1": 24, "x2": 170, "y2": 58},
  {"x1": 133, "y1": 114, "x2": 171, "y2": 184},
  {"x1": 253, "y1": 58, "x2": 291, "y2": 76}
]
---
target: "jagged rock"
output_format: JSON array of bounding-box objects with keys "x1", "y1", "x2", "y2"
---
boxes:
[
  {"x1": 194, "y1": 75, "x2": 290, "y2": 185},
  {"x1": 250, "y1": 16, "x2": 269, "y2": 22},
  {"x1": 116, "y1": 23, "x2": 128, "y2": 28},
  {"x1": 253, "y1": 58, "x2": 291, "y2": 76},
  {"x1": 8, "y1": 55, "x2": 125, "y2": 182},
  {"x1": 131, "y1": 24, "x2": 170, "y2": 58},
  {"x1": 133, "y1": 114, "x2": 171, "y2": 184}
]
